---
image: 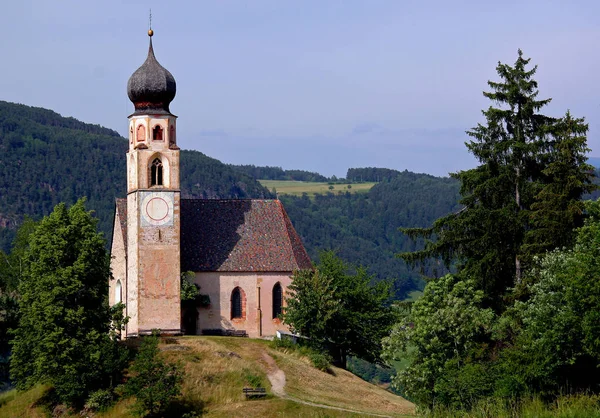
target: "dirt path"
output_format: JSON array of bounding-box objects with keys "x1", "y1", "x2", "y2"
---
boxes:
[
  {"x1": 261, "y1": 351, "x2": 394, "y2": 418},
  {"x1": 261, "y1": 352, "x2": 286, "y2": 397}
]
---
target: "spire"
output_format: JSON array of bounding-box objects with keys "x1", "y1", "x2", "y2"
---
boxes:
[
  {"x1": 148, "y1": 9, "x2": 154, "y2": 37},
  {"x1": 126, "y1": 26, "x2": 176, "y2": 115}
]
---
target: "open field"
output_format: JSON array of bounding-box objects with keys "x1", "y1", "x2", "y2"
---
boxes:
[
  {"x1": 0, "y1": 336, "x2": 415, "y2": 417},
  {"x1": 259, "y1": 180, "x2": 377, "y2": 196}
]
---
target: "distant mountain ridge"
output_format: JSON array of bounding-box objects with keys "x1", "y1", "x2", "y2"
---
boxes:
[
  {"x1": 0, "y1": 100, "x2": 465, "y2": 298},
  {"x1": 0, "y1": 100, "x2": 272, "y2": 251},
  {"x1": 229, "y1": 164, "x2": 329, "y2": 182}
]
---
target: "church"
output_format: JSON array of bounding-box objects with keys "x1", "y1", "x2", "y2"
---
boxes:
[{"x1": 109, "y1": 29, "x2": 312, "y2": 339}]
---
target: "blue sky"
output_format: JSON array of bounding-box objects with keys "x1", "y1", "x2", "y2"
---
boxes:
[{"x1": 2, "y1": 1, "x2": 599, "y2": 177}]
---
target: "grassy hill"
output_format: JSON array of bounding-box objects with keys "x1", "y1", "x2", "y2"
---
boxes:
[{"x1": 0, "y1": 336, "x2": 415, "y2": 417}]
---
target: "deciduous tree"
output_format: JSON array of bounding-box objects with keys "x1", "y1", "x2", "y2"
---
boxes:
[
  {"x1": 10, "y1": 199, "x2": 127, "y2": 405},
  {"x1": 284, "y1": 251, "x2": 394, "y2": 366},
  {"x1": 501, "y1": 200, "x2": 600, "y2": 394},
  {"x1": 124, "y1": 332, "x2": 183, "y2": 417},
  {"x1": 382, "y1": 275, "x2": 495, "y2": 409}
]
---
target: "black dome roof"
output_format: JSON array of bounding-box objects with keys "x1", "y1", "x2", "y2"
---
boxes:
[{"x1": 127, "y1": 37, "x2": 176, "y2": 115}]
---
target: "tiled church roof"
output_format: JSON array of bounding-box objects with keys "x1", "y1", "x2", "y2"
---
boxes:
[
  {"x1": 180, "y1": 199, "x2": 312, "y2": 272},
  {"x1": 115, "y1": 198, "x2": 312, "y2": 272}
]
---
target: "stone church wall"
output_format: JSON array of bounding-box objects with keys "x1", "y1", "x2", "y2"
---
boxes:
[
  {"x1": 193, "y1": 272, "x2": 292, "y2": 338},
  {"x1": 109, "y1": 214, "x2": 126, "y2": 308}
]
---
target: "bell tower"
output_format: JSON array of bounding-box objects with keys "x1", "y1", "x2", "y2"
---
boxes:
[{"x1": 125, "y1": 28, "x2": 181, "y2": 336}]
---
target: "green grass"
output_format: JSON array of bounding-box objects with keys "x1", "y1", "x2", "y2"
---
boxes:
[
  {"x1": 0, "y1": 385, "x2": 50, "y2": 417},
  {"x1": 259, "y1": 180, "x2": 376, "y2": 197},
  {"x1": 428, "y1": 394, "x2": 600, "y2": 417}
]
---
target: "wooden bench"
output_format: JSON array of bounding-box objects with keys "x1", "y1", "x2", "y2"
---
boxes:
[{"x1": 243, "y1": 387, "x2": 267, "y2": 399}]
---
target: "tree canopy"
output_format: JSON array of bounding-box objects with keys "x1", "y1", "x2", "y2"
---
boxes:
[
  {"x1": 10, "y1": 199, "x2": 127, "y2": 405},
  {"x1": 386, "y1": 50, "x2": 597, "y2": 412},
  {"x1": 400, "y1": 50, "x2": 595, "y2": 307},
  {"x1": 284, "y1": 251, "x2": 394, "y2": 366}
]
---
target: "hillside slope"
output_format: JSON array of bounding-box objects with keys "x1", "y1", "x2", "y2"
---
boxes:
[
  {"x1": 0, "y1": 100, "x2": 462, "y2": 299},
  {"x1": 280, "y1": 172, "x2": 461, "y2": 298},
  {"x1": 0, "y1": 101, "x2": 272, "y2": 251},
  {"x1": 0, "y1": 336, "x2": 415, "y2": 417}
]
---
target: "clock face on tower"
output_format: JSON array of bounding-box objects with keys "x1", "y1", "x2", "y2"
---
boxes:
[{"x1": 140, "y1": 191, "x2": 174, "y2": 226}]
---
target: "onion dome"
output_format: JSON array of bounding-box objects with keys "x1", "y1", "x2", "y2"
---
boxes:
[{"x1": 127, "y1": 31, "x2": 176, "y2": 115}]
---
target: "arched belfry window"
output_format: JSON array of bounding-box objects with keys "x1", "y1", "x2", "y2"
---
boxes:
[
  {"x1": 115, "y1": 280, "x2": 122, "y2": 304},
  {"x1": 150, "y1": 158, "x2": 163, "y2": 186},
  {"x1": 272, "y1": 282, "x2": 283, "y2": 319},
  {"x1": 169, "y1": 125, "x2": 175, "y2": 145},
  {"x1": 231, "y1": 287, "x2": 245, "y2": 319},
  {"x1": 136, "y1": 125, "x2": 145, "y2": 142},
  {"x1": 153, "y1": 125, "x2": 163, "y2": 141}
]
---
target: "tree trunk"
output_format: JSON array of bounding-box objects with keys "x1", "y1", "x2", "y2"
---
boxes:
[{"x1": 515, "y1": 165, "x2": 522, "y2": 284}]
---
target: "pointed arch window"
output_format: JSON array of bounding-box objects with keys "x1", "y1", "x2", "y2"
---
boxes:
[
  {"x1": 150, "y1": 158, "x2": 163, "y2": 186},
  {"x1": 272, "y1": 282, "x2": 283, "y2": 319},
  {"x1": 115, "y1": 280, "x2": 122, "y2": 304},
  {"x1": 153, "y1": 125, "x2": 163, "y2": 141},
  {"x1": 231, "y1": 287, "x2": 245, "y2": 319}
]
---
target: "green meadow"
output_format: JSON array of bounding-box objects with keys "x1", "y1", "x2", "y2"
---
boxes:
[{"x1": 259, "y1": 180, "x2": 377, "y2": 196}]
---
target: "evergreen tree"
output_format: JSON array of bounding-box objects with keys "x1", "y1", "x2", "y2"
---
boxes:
[
  {"x1": 523, "y1": 111, "x2": 595, "y2": 255},
  {"x1": 0, "y1": 217, "x2": 37, "y2": 383},
  {"x1": 10, "y1": 199, "x2": 126, "y2": 405},
  {"x1": 400, "y1": 50, "x2": 594, "y2": 307}
]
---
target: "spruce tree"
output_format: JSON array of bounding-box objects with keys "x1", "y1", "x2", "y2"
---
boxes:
[
  {"x1": 400, "y1": 51, "x2": 595, "y2": 308},
  {"x1": 523, "y1": 111, "x2": 595, "y2": 255}
]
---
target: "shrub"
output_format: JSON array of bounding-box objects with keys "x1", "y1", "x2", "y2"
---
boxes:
[
  {"x1": 271, "y1": 337, "x2": 332, "y2": 371},
  {"x1": 85, "y1": 388, "x2": 114, "y2": 411},
  {"x1": 308, "y1": 351, "x2": 332, "y2": 372},
  {"x1": 271, "y1": 337, "x2": 296, "y2": 350},
  {"x1": 124, "y1": 332, "x2": 183, "y2": 417}
]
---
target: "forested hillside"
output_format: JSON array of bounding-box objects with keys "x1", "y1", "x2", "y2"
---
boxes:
[
  {"x1": 0, "y1": 100, "x2": 467, "y2": 298},
  {"x1": 229, "y1": 164, "x2": 329, "y2": 182},
  {"x1": 346, "y1": 167, "x2": 402, "y2": 182},
  {"x1": 0, "y1": 101, "x2": 272, "y2": 251},
  {"x1": 280, "y1": 171, "x2": 461, "y2": 298}
]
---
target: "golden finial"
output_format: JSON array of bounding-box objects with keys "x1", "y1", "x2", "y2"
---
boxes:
[{"x1": 148, "y1": 9, "x2": 153, "y2": 37}]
